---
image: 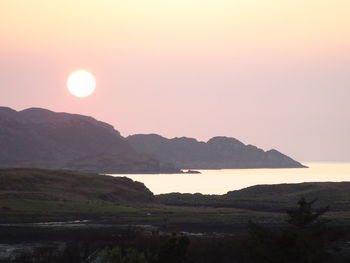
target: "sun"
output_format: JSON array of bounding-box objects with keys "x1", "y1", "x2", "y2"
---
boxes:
[{"x1": 67, "y1": 70, "x2": 96, "y2": 98}]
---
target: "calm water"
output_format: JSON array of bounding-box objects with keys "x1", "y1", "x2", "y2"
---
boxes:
[{"x1": 110, "y1": 162, "x2": 350, "y2": 195}]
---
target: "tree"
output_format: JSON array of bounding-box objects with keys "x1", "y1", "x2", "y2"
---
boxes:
[{"x1": 246, "y1": 198, "x2": 345, "y2": 263}]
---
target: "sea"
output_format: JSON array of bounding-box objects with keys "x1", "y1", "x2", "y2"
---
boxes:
[{"x1": 110, "y1": 162, "x2": 350, "y2": 195}]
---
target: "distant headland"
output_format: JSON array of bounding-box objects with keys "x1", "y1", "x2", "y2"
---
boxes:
[{"x1": 0, "y1": 106, "x2": 306, "y2": 173}]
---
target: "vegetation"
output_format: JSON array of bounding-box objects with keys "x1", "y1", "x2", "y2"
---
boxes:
[
  {"x1": 157, "y1": 182, "x2": 350, "y2": 213},
  {"x1": 244, "y1": 198, "x2": 346, "y2": 262},
  {"x1": 2, "y1": 169, "x2": 350, "y2": 230},
  {"x1": 0, "y1": 168, "x2": 154, "y2": 205},
  {"x1": 5, "y1": 198, "x2": 349, "y2": 263},
  {"x1": 96, "y1": 247, "x2": 148, "y2": 263}
]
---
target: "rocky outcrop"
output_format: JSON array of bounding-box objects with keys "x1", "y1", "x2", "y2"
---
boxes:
[{"x1": 126, "y1": 134, "x2": 306, "y2": 169}]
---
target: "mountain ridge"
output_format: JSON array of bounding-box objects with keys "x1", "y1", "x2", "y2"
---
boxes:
[
  {"x1": 0, "y1": 107, "x2": 178, "y2": 173},
  {"x1": 0, "y1": 106, "x2": 305, "y2": 172},
  {"x1": 126, "y1": 134, "x2": 306, "y2": 169}
]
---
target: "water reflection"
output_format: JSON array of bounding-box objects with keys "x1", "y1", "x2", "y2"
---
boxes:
[{"x1": 110, "y1": 162, "x2": 350, "y2": 195}]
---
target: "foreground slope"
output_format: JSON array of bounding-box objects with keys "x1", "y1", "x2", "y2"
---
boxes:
[
  {"x1": 0, "y1": 107, "x2": 177, "y2": 173},
  {"x1": 157, "y1": 181, "x2": 350, "y2": 212},
  {"x1": 0, "y1": 168, "x2": 154, "y2": 204},
  {"x1": 127, "y1": 134, "x2": 305, "y2": 169},
  {"x1": 1, "y1": 168, "x2": 350, "y2": 229}
]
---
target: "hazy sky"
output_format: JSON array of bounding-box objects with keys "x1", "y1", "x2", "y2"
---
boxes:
[{"x1": 1, "y1": 0, "x2": 350, "y2": 161}]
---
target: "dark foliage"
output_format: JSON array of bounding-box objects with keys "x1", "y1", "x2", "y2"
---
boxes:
[
  {"x1": 245, "y1": 197, "x2": 346, "y2": 263},
  {"x1": 6, "y1": 198, "x2": 350, "y2": 263},
  {"x1": 157, "y1": 234, "x2": 190, "y2": 263}
]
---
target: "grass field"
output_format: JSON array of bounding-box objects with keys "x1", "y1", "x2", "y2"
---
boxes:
[{"x1": 1, "y1": 168, "x2": 350, "y2": 233}]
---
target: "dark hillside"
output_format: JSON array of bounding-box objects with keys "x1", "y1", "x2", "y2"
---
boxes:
[
  {"x1": 0, "y1": 168, "x2": 154, "y2": 204},
  {"x1": 157, "y1": 182, "x2": 350, "y2": 212},
  {"x1": 0, "y1": 107, "x2": 177, "y2": 173},
  {"x1": 127, "y1": 134, "x2": 305, "y2": 169}
]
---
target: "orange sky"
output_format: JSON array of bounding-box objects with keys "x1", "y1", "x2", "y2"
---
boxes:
[{"x1": 1, "y1": 0, "x2": 350, "y2": 161}]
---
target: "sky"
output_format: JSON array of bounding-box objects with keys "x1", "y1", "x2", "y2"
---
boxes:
[{"x1": 1, "y1": 0, "x2": 350, "y2": 161}]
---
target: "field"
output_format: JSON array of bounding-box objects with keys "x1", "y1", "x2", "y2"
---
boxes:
[{"x1": 1, "y1": 168, "x2": 350, "y2": 235}]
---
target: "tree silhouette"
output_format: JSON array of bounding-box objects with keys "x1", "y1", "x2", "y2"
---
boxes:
[
  {"x1": 286, "y1": 197, "x2": 329, "y2": 228},
  {"x1": 246, "y1": 197, "x2": 345, "y2": 263}
]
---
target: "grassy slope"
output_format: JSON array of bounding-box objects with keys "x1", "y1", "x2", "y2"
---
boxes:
[
  {"x1": 0, "y1": 168, "x2": 154, "y2": 204},
  {"x1": 0, "y1": 168, "x2": 158, "y2": 223},
  {"x1": 157, "y1": 182, "x2": 350, "y2": 212},
  {"x1": 0, "y1": 169, "x2": 283, "y2": 230},
  {"x1": 0, "y1": 168, "x2": 349, "y2": 229}
]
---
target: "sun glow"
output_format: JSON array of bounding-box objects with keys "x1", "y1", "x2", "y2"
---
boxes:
[{"x1": 67, "y1": 70, "x2": 96, "y2": 98}]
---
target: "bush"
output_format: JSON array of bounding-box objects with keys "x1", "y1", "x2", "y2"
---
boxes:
[
  {"x1": 95, "y1": 247, "x2": 147, "y2": 263},
  {"x1": 245, "y1": 198, "x2": 346, "y2": 263}
]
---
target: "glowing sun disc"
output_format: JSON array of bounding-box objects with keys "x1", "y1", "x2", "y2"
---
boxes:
[{"x1": 67, "y1": 70, "x2": 96, "y2": 97}]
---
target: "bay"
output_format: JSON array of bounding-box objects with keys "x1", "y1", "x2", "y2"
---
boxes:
[{"x1": 110, "y1": 162, "x2": 350, "y2": 195}]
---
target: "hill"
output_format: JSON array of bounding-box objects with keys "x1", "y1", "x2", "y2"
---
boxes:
[
  {"x1": 0, "y1": 107, "x2": 178, "y2": 173},
  {"x1": 126, "y1": 134, "x2": 305, "y2": 169},
  {"x1": 156, "y1": 182, "x2": 350, "y2": 212},
  {"x1": 0, "y1": 106, "x2": 305, "y2": 171},
  {"x1": 0, "y1": 168, "x2": 154, "y2": 204},
  {"x1": 1, "y1": 168, "x2": 350, "y2": 229}
]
